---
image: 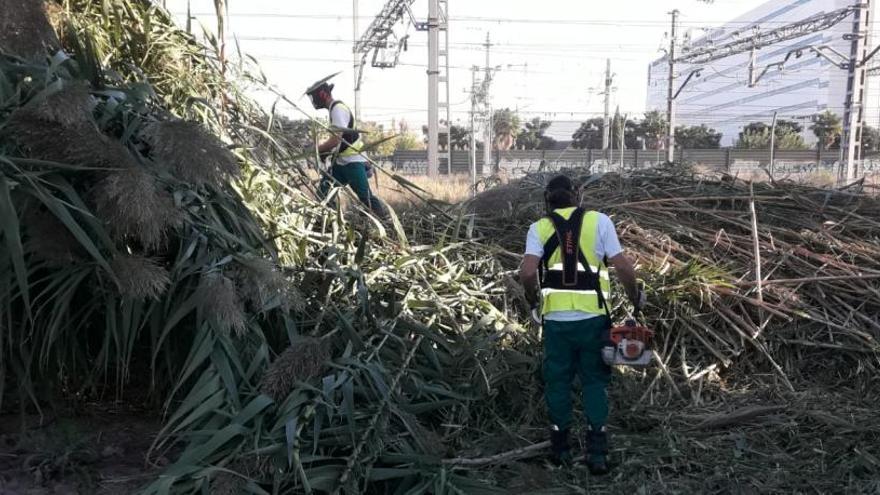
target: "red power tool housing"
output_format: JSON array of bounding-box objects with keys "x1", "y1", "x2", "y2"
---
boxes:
[{"x1": 602, "y1": 320, "x2": 654, "y2": 367}]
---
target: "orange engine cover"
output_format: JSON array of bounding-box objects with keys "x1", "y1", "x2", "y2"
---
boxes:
[{"x1": 609, "y1": 321, "x2": 654, "y2": 347}]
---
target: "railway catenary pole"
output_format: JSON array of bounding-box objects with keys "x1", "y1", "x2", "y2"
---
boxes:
[
  {"x1": 483, "y1": 33, "x2": 493, "y2": 173},
  {"x1": 666, "y1": 4, "x2": 867, "y2": 174},
  {"x1": 603, "y1": 58, "x2": 613, "y2": 159},
  {"x1": 666, "y1": 10, "x2": 679, "y2": 164},
  {"x1": 470, "y1": 66, "x2": 478, "y2": 194},
  {"x1": 620, "y1": 113, "x2": 627, "y2": 169},
  {"x1": 769, "y1": 111, "x2": 778, "y2": 176},
  {"x1": 353, "y1": 0, "x2": 360, "y2": 121},
  {"x1": 839, "y1": 0, "x2": 873, "y2": 184},
  {"x1": 427, "y1": 0, "x2": 440, "y2": 176},
  {"x1": 354, "y1": 0, "x2": 450, "y2": 177}
]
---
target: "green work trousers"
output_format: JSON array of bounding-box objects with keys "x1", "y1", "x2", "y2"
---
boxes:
[
  {"x1": 543, "y1": 316, "x2": 612, "y2": 430},
  {"x1": 319, "y1": 162, "x2": 386, "y2": 217}
]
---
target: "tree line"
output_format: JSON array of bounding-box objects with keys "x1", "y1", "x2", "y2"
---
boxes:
[
  {"x1": 275, "y1": 109, "x2": 879, "y2": 156},
  {"x1": 486, "y1": 108, "x2": 878, "y2": 152}
]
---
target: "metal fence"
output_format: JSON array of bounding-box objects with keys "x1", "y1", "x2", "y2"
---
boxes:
[{"x1": 375, "y1": 148, "x2": 880, "y2": 178}]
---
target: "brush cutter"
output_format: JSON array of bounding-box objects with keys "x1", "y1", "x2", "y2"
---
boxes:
[{"x1": 602, "y1": 302, "x2": 654, "y2": 368}]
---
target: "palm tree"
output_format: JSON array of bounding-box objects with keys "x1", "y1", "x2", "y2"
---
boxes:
[
  {"x1": 449, "y1": 124, "x2": 470, "y2": 150},
  {"x1": 492, "y1": 108, "x2": 520, "y2": 152},
  {"x1": 810, "y1": 111, "x2": 842, "y2": 150},
  {"x1": 638, "y1": 110, "x2": 667, "y2": 150},
  {"x1": 516, "y1": 117, "x2": 553, "y2": 150}
]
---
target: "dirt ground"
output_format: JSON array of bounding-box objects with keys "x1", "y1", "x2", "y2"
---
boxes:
[{"x1": 0, "y1": 405, "x2": 161, "y2": 495}]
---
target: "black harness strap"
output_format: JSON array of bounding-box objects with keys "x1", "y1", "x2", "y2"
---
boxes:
[
  {"x1": 539, "y1": 208, "x2": 612, "y2": 315},
  {"x1": 549, "y1": 208, "x2": 586, "y2": 286},
  {"x1": 540, "y1": 208, "x2": 592, "y2": 288}
]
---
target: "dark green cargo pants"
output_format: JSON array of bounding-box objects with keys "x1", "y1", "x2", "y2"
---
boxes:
[
  {"x1": 319, "y1": 162, "x2": 387, "y2": 217},
  {"x1": 543, "y1": 316, "x2": 612, "y2": 430}
]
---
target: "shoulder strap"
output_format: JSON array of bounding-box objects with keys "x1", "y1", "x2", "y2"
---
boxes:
[
  {"x1": 540, "y1": 208, "x2": 586, "y2": 287},
  {"x1": 330, "y1": 101, "x2": 355, "y2": 128}
]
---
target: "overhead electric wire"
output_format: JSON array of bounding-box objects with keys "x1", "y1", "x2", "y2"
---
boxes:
[
  {"x1": 172, "y1": 6, "x2": 880, "y2": 135},
  {"x1": 176, "y1": 11, "x2": 835, "y2": 27}
]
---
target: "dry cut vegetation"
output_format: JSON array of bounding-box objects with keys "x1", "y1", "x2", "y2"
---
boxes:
[{"x1": 0, "y1": 1, "x2": 878, "y2": 494}]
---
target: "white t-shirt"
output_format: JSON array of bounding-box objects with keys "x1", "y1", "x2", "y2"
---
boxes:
[
  {"x1": 329, "y1": 103, "x2": 366, "y2": 165},
  {"x1": 525, "y1": 211, "x2": 622, "y2": 321}
]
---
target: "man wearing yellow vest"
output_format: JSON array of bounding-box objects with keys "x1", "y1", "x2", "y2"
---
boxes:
[
  {"x1": 306, "y1": 75, "x2": 387, "y2": 218},
  {"x1": 520, "y1": 175, "x2": 644, "y2": 474}
]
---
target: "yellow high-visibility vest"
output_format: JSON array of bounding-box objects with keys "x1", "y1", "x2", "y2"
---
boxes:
[{"x1": 535, "y1": 207, "x2": 611, "y2": 316}]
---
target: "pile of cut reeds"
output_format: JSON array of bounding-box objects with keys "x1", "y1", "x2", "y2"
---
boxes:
[
  {"x1": 437, "y1": 166, "x2": 880, "y2": 493},
  {"x1": 464, "y1": 166, "x2": 880, "y2": 386}
]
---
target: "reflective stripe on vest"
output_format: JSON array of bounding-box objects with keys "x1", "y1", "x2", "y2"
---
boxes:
[
  {"x1": 330, "y1": 101, "x2": 365, "y2": 158},
  {"x1": 536, "y1": 208, "x2": 611, "y2": 316}
]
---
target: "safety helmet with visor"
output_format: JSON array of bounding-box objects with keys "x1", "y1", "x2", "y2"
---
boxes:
[{"x1": 305, "y1": 72, "x2": 340, "y2": 110}]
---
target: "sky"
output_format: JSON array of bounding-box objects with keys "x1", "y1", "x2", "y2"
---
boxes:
[{"x1": 166, "y1": 0, "x2": 769, "y2": 137}]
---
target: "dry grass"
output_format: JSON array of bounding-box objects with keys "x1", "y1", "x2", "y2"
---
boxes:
[
  {"x1": 696, "y1": 164, "x2": 880, "y2": 191},
  {"x1": 92, "y1": 167, "x2": 181, "y2": 249},
  {"x1": 230, "y1": 256, "x2": 305, "y2": 313},
  {"x1": 197, "y1": 274, "x2": 246, "y2": 336},
  {"x1": 111, "y1": 254, "x2": 171, "y2": 300},
  {"x1": 375, "y1": 173, "x2": 474, "y2": 210},
  {"x1": 259, "y1": 337, "x2": 331, "y2": 403},
  {"x1": 5, "y1": 85, "x2": 137, "y2": 171},
  {"x1": 145, "y1": 121, "x2": 239, "y2": 187},
  {"x1": 27, "y1": 83, "x2": 93, "y2": 126}
]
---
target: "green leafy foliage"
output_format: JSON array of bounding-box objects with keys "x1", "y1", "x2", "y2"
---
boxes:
[
  {"x1": 736, "y1": 121, "x2": 807, "y2": 150},
  {"x1": 516, "y1": 117, "x2": 556, "y2": 150},
  {"x1": 810, "y1": 110, "x2": 842, "y2": 150},
  {"x1": 675, "y1": 124, "x2": 722, "y2": 149},
  {"x1": 491, "y1": 108, "x2": 520, "y2": 151},
  {"x1": 862, "y1": 125, "x2": 880, "y2": 152},
  {"x1": 572, "y1": 111, "x2": 676, "y2": 150},
  {"x1": 421, "y1": 120, "x2": 470, "y2": 150}
]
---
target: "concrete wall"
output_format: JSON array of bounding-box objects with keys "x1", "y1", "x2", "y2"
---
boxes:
[{"x1": 377, "y1": 148, "x2": 880, "y2": 177}]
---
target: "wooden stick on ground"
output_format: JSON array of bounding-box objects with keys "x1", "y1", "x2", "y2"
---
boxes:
[
  {"x1": 737, "y1": 273, "x2": 880, "y2": 286},
  {"x1": 689, "y1": 405, "x2": 787, "y2": 431},
  {"x1": 749, "y1": 182, "x2": 763, "y2": 306},
  {"x1": 442, "y1": 441, "x2": 551, "y2": 466}
]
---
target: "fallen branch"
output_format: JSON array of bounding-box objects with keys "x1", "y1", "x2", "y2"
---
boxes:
[
  {"x1": 737, "y1": 273, "x2": 880, "y2": 287},
  {"x1": 442, "y1": 441, "x2": 551, "y2": 466},
  {"x1": 689, "y1": 405, "x2": 787, "y2": 431}
]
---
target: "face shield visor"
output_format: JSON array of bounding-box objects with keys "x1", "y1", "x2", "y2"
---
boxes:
[{"x1": 308, "y1": 91, "x2": 322, "y2": 109}]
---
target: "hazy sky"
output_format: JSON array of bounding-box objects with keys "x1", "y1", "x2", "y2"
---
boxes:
[{"x1": 167, "y1": 0, "x2": 768, "y2": 131}]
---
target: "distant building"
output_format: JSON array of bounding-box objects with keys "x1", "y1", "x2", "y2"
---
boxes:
[{"x1": 646, "y1": 0, "x2": 873, "y2": 147}]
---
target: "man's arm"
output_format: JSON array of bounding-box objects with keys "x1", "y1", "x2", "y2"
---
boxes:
[
  {"x1": 609, "y1": 253, "x2": 641, "y2": 309},
  {"x1": 317, "y1": 104, "x2": 347, "y2": 154},
  {"x1": 317, "y1": 134, "x2": 340, "y2": 154},
  {"x1": 520, "y1": 254, "x2": 541, "y2": 308}
]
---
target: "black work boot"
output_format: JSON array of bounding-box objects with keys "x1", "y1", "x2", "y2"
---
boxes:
[
  {"x1": 584, "y1": 425, "x2": 610, "y2": 475},
  {"x1": 549, "y1": 426, "x2": 573, "y2": 466}
]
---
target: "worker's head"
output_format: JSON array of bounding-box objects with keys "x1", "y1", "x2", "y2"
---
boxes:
[
  {"x1": 306, "y1": 82, "x2": 334, "y2": 110},
  {"x1": 544, "y1": 175, "x2": 578, "y2": 210}
]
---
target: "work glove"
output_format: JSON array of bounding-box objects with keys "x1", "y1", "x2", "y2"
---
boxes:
[
  {"x1": 364, "y1": 163, "x2": 374, "y2": 178},
  {"x1": 635, "y1": 289, "x2": 647, "y2": 312}
]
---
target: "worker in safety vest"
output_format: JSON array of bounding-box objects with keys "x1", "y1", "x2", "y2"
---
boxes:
[
  {"x1": 306, "y1": 74, "x2": 387, "y2": 218},
  {"x1": 519, "y1": 175, "x2": 645, "y2": 474}
]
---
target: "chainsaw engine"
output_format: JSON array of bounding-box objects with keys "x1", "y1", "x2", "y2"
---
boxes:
[{"x1": 601, "y1": 320, "x2": 654, "y2": 368}]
